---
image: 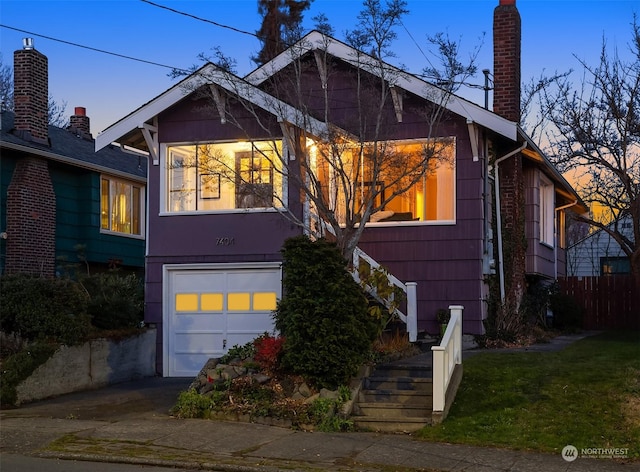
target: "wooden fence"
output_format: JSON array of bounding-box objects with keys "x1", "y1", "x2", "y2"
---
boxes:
[{"x1": 559, "y1": 276, "x2": 639, "y2": 330}]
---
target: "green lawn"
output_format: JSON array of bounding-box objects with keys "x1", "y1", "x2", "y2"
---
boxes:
[{"x1": 416, "y1": 331, "x2": 640, "y2": 458}]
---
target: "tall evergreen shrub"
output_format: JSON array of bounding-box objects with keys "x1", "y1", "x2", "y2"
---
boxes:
[{"x1": 273, "y1": 236, "x2": 377, "y2": 389}]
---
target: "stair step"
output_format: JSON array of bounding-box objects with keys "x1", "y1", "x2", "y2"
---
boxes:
[
  {"x1": 355, "y1": 402, "x2": 432, "y2": 417},
  {"x1": 359, "y1": 389, "x2": 432, "y2": 405},
  {"x1": 371, "y1": 364, "x2": 432, "y2": 379},
  {"x1": 353, "y1": 416, "x2": 432, "y2": 432},
  {"x1": 364, "y1": 376, "x2": 432, "y2": 391}
]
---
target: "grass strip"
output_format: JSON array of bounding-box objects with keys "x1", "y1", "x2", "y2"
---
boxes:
[{"x1": 416, "y1": 331, "x2": 640, "y2": 458}]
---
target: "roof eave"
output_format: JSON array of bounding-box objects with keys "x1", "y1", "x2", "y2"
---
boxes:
[{"x1": 1, "y1": 140, "x2": 146, "y2": 183}]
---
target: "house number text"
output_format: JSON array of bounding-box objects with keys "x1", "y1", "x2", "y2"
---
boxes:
[{"x1": 216, "y1": 237, "x2": 235, "y2": 246}]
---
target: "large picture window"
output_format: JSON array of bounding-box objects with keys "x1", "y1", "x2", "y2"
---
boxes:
[
  {"x1": 315, "y1": 138, "x2": 455, "y2": 224},
  {"x1": 165, "y1": 140, "x2": 283, "y2": 213},
  {"x1": 100, "y1": 177, "x2": 143, "y2": 236}
]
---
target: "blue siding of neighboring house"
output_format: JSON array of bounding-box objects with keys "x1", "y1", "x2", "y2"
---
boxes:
[
  {"x1": 49, "y1": 166, "x2": 145, "y2": 275},
  {"x1": 0, "y1": 156, "x2": 16, "y2": 274}
]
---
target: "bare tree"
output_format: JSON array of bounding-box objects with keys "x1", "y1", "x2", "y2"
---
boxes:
[
  {"x1": 178, "y1": 0, "x2": 479, "y2": 260},
  {"x1": 535, "y1": 17, "x2": 640, "y2": 284},
  {"x1": 0, "y1": 54, "x2": 13, "y2": 111}
]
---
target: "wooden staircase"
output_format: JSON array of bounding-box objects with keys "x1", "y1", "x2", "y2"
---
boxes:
[{"x1": 353, "y1": 356, "x2": 434, "y2": 432}]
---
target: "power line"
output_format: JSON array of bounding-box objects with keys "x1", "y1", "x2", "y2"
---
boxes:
[
  {"x1": 140, "y1": 0, "x2": 258, "y2": 39},
  {"x1": 0, "y1": 24, "x2": 189, "y2": 73}
]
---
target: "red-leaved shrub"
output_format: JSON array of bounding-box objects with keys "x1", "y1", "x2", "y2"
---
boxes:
[{"x1": 253, "y1": 334, "x2": 285, "y2": 374}]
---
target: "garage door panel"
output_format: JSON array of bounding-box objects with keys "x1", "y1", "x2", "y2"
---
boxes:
[
  {"x1": 173, "y1": 313, "x2": 225, "y2": 330},
  {"x1": 172, "y1": 353, "x2": 222, "y2": 378},
  {"x1": 227, "y1": 313, "x2": 274, "y2": 331},
  {"x1": 173, "y1": 332, "x2": 223, "y2": 352},
  {"x1": 227, "y1": 271, "x2": 280, "y2": 291}
]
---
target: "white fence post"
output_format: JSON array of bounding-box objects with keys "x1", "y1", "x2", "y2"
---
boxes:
[
  {"x1": 449, "y1": 305, "x2": 463, "y2": 365},
  {"x1": 432, "y1": 346, "x2": 445, "y2": 412},
  {"x1": 406, "y1": 282, "x2": 417, "y2": 342}
]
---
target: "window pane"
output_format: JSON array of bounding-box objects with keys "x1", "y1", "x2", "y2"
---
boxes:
[
  {"x1": 166, "y1": 141, "x2": 283, "y2": 213},
  {"x1": 100, "y1": 178, "x2": 110, "y2": 230},
  {"x1": 132, "y1": 186, "x2": 141, "y2": 234}
]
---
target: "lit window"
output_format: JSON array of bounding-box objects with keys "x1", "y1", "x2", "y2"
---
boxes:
[
  {"x1": 600, "y1": 257, "x2": 631, "y2": 275},
  {"x1": 318, "y1": 139, "x2": 455, "y2": 224},
  {"x1": 166, "y1": 141, "x2": 283, "y2": 213},
  {"x1": 539, "y1": 176, "x2": 554, "y2": 246},
  {"x1": 100, "y1": 177, "x2": 143, "y2": 236}
]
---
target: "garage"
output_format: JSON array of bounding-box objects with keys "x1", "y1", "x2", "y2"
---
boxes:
[{"x1": 163, "y1": 263, "x2": 282, "y2": 377}]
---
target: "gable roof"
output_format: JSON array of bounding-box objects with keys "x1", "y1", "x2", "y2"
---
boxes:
[
  {"x1": 1, "y1": 111, "x2": 146, "y2": 183},
  {"x1": 95, "y1": 63, "x2": 329, "y2": 154},
  {"x1": 246, "y1": 31, "x2": 519, "y2": 141}
]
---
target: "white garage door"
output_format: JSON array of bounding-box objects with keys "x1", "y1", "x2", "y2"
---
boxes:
[{"x1": 164, "y1": 263, "x2": 281, "y2": 377}]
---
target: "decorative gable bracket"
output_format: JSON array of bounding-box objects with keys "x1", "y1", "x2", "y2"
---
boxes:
[
  {"x1": 313, "y1": 50, "x2": 328, "y2": 90},
  {"x1": 467, "y1": 119, "x2": 480, "y2": 162},
  {"x1": 209, "y1": 84, "x2": 227, "y2": 124},
  {"x1": 390, "y1": 86, "x2": 403, "y2": 123},
  {"x1": 139, "y1": 118, "x2": 159, "y2": 165}
]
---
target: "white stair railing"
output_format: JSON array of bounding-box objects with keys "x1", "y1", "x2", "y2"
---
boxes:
[
  {"x1": 314, "y1": 219, "x2": 418, "y2": 342},
  {"x1": 352, "y1": 246, "x2": 418, "y2": 342},
  {"x1": 431, "y1": 305, "x2": 464, "y2": 413}
]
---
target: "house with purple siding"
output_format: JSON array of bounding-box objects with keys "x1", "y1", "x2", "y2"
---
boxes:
[{"x1": 96, "y1": 0, "x2": 586, "y2": 377}]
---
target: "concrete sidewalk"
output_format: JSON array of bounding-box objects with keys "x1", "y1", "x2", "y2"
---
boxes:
[{"x1": 1, "y1": 334, "x2": 638, "y2": 472}]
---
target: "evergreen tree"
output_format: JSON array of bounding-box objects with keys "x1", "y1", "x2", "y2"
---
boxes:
[{"x1": 254, "y1": 0, "x2": 313, "y2": 65}]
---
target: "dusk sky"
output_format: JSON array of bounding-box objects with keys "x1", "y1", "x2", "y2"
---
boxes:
[{"x1": 0, "y1": 0, "x2": 637, "y2": 136}]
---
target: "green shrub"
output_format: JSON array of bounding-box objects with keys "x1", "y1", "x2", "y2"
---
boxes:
[
  {"x1": 273, "y1": 236, "x2": 378, "y2": 390},
  {"x1": 550, "y1": 290, "x2": 584, "y2": 331},
  {"x1": 0, "y1": 275, "x2": 91, "y2": 345},
  {"x1": 81, "y1": 272, "x2": 144, "y2": 330},
  {"x1": 171, "y1": 389, "x2": 214, "y2": 419},
  {"x1": 0, "y1": 341, "x2": 57, "y2": 407}
]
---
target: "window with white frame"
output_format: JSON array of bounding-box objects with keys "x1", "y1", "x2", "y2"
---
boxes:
[
  {"x1": 165, "y1": 140, "x2": 284, "y2": 213},
  {"x1": 313, "y1": 138, "x2": 456, "y2": 224},
  {"x1": 539, "y1": 175, "x2": 555, "y2": 246},
  {"x1": 100, "y1": 177, "x2": 144, "y2": 236}
]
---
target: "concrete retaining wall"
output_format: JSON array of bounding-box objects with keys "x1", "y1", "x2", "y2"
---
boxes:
[{"x1": 16, "y1": 328, "x2": 156, "y2": 405}]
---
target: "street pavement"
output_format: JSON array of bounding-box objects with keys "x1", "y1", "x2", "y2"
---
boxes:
[{"x1": 1, "y1": 333, "x2": 638, "y2": 472}]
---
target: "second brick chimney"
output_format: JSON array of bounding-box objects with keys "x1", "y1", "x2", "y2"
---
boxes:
[
  {"x1": 69, "y1": 106, "x2": 92, "y2": 139},
  {"x1": 493, "y1": 0, "x2": 521, "y2": 122},
  {"x1": 13, "y1": 38, "x2": 49, "y2": 145}
]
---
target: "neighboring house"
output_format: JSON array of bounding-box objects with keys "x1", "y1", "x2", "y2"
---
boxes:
[
  {"x1": 0, "y1": 39, "x2": 146, "y2": 277},
  {"x1": 567, "y1": 216, "x2": 635, "y2": 276},
  {"x1": 96, "y1": 0, "x2": 586, "y2": 377}
]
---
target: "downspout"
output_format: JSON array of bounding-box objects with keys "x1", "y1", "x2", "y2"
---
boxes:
[
  {"x1": 554, "y1": 200, "x2": 578, "y2": 278},
  {"x1": 492, "y1": 142, "x2": 527, "y2": 303}
]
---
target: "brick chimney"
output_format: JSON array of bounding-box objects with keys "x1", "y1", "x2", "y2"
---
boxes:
[
  {"x1": 493, "y1": 0, "x2": 521, "y2": 122},
  {"x1": 69, "y1": 106, "x2": 92, "y2": 139},
  {"x1": 5, "y1": 38, "x2": 57, "y2": 277},
  {"x1": 13, "y1": 38, "x2": 49, "y2": 145}
]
